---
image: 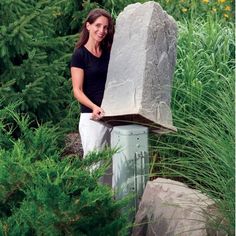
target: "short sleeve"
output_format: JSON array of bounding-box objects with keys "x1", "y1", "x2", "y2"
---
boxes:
[{"x1": 70, "y1": 48, "x2": 85, "y2": 69}]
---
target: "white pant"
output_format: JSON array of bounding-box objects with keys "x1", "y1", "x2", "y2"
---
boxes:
[
  {"x1": 79, "y1": 113, "x2": 113, "y2": 185},
  {"x1": 79, "y1": 113, "x2": 112, "y2": 157}
]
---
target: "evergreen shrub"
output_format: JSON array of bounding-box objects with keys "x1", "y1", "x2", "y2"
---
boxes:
[
  {"x1": 0, "y1": 0, "x2": 76, "y2": 126},
  {"x1": 0, "y1": 104, "x2": 129, "y2": 236}
]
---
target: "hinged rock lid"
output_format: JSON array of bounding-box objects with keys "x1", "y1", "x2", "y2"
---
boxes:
[{"x1": 101, "y1": 1, "x2": 177, "y2": 132}]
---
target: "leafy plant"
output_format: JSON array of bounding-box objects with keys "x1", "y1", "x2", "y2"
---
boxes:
[{"x1": 0, "y1": 104, "x2": 129, "y2": 236}]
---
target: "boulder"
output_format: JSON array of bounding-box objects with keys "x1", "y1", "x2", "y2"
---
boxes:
[{"x1": 132, "y1": 178, "x2": 226, "y2": 236}]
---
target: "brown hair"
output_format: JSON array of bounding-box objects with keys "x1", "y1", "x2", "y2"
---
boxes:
[{"x1": 76, "y1": 8, "x2": 114, "y2": 51}]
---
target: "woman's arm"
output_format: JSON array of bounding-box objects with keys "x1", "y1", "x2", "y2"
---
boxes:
[{"x1": 71, "y1": 67, "x2": 104, "y2": 120}]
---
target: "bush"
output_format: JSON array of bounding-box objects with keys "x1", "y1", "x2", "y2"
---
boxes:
[
  {"x1": 0, "y1": 105, "x2": 129, "y2": 236},
  {"x1": 156, "y1": 0, "x2": 234, "y2": 22},
  {"x1": 0, "y1": 0, "x2": 76, "y2": 126}
]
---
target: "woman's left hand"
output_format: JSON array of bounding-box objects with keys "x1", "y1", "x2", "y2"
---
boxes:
[{"x1": 91, "y1": 105, "x2": 105, "y2": 121}]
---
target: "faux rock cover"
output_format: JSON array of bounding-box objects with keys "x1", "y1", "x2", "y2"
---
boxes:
[{"x1": 101, "y1": 1, "x2": 177, "y2": 131}]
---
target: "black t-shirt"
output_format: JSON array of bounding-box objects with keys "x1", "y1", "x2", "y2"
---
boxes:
[{"x1": 70, "y1": 46, "x2": 110, "y2": 113}]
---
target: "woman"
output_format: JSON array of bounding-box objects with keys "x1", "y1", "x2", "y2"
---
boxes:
[{"x1": 70, "y1": 9, "x2": 114, "y2": 157}]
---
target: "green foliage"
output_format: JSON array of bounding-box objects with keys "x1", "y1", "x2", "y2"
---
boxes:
[
  {"x1": 150, "y1": 18, "x2": 235, "y2": 235},
  {"x1": 101, "y1": 0, "x2": 145, "y2": 18},
  {"x1": 155, "y1": 0, "x2": 234, "y2": 22},
  {"x1": 0, "y1": 105, "x2": 129, "y2": 236},
  {"x1": 0, "y1": 0, "x2": 76, "y2": 126},
  {"x1": 54, "y1": 0, "x2": 101, "y2": 35},
  {"x1": 153, "y1": 79, "x2": 234, "y2": 235},
  {"x1": 173, "y1": 17, "x2": 234, "y2": 117},
  {"x1": 95, "y1": 0, "x2": 235, "y2": 22}
]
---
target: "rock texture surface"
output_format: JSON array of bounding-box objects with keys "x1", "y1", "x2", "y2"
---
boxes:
[
  {"x1": 63, "y1": 132, "x2": 83, "y2": 157},
  {"x1": 132, "y1": 178, "x2": 220, "y2": 236},
  {"x1": 101, "y1": 1, "x2": 177, "y2": 131}
]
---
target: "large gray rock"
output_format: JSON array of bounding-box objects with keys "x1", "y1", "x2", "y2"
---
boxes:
[
  {"x1": 101, "y1": 1, "x2": 177, "y2": 132},
  {"x1": 132, "y1": 178, "x2": 227, "y2": 236}
]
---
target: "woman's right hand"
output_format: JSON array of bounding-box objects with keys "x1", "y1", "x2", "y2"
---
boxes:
[{"x1": 91, "y1": 105, "x2": 105, "y2": 121}]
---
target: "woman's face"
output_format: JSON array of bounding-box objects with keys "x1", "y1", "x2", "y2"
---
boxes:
[{"x1": 86, "y1": 16, "x2": 109, "y2": 43}]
